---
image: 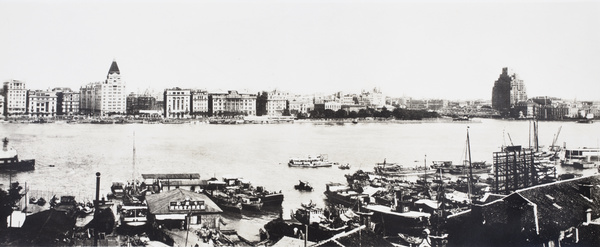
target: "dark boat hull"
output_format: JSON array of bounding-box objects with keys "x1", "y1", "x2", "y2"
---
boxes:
[
  {"x1": 0, "y1": 159, "x2": 35, "y2": 171},
  {"x1": 260, "y1": 193, "x2": 284, "y2": 206}
]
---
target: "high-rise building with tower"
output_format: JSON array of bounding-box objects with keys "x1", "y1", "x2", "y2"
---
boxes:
[
  {"x1": 492, "y1": 67, "x2": 527, "y2": 115},
  {"x1": 80, "y1": 60, "x2": 126, "y2": 116}
]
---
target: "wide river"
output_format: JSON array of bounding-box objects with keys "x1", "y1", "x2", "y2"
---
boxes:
[{"x1": 1, "y1": 119, "x2": 599, "y2": 240}]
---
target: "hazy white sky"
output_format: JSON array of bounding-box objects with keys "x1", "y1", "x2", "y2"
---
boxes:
[{"x1": 1, "y1": 0, "x2": 599, "y2": 100}]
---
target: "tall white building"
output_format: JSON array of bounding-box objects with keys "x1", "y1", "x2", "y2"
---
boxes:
[
  {"x1": 3, "y1": 79, "x2": 28, "y2": 115},
  {"x1": 209, "y1": 90, "x2": 257, "y2": 116},
  {"x1": 80, "y1": 60, "x2": 126, "y2": 116},
  {"x1": 164, "y1": 88, "x2": 191, "y2": 119},
  {"x1": 266, "y1": 90, "x2": 289, "y2": 116},
  {"x1": 28, "y1": 90, "x2": 58, "y2": 117},
  {"x1": 191, "y1": 90, "x2": 209, "y2": 116}
]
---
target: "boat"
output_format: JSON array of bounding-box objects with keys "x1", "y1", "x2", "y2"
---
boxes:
[
  {"x1": 338, "y1": 163, "x2": 350, "y2": 170},
  {"x1": 576, "y1": 113, "x2": 594, "y2": 123},
  {"x1": 562, "y1": 147, "x2": 600, "y2": 168},
  {"x1": 206, "y1": 191, "x2": 242, "y2": 213},
  {"x1": 237, "y1": 194, "x2": 263, "y2": 211},
  {"x1": 452, "y1": 115, "x2": 470, "y2": 121},
  {"x1": 291, "y1": 205, "x2": 351, "y2": 241},
  {"x1": 251, "y1": 186, "x2": 284, "y2": 206},
  {"x1": 288, "y1": 154, "x2": 336, "y2": 168},
  {"x1": 373, "y1": 159, "x2": 433, "y2": 177},
  {"x1": 447, "y1": 161, "x2": 492, "y2": 175},
  {"x1": 0, "y1": 138, "x2": 35, "y2": 171},
  {"x1": 294, "y1": 180, "x2": 314, "y2": 191},
  {"x1": 323, "y1": 182, "x2": 368, "y2": 207},
  {"x1": 120, "y1": 201, "x2": 148, "y2": 227}
]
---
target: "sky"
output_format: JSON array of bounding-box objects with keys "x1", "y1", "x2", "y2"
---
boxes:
[{"x1": 1, "y1": 0, "x2": 599, "y2": 100}]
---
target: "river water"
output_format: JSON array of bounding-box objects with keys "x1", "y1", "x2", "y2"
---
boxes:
[{"x1": 1, "y1": 119, "x2": 599, "y2": 240}]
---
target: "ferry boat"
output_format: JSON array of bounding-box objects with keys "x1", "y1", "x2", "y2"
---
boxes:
[
  {"x1": 0, "y1": 138, "x2": 35, "y2": 171},
  {"x1": 288, "y1": 154, "x2": 336, "y2": 168}
]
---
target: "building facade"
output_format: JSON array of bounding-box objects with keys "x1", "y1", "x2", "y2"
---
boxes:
[
  {"x1": 191, "y1": 90, "x2": 209, "y2": 117},
  {"x1": 79, "y1": 60, "x2": 126, "y2": 116},
  {"x1": 52, "y1": 88, "x2": 79, "y2": 116},
  {"x1": 163, "y1": 88, "x2": 191, "y2": 119},
  {"x1": 127, "y1": 93, "x2": 158, "y2": 115},
  {"x1": 3, "y1": 80, "x2": 28, "y2": 116},
  {"x1": 209, "y1": 90, "x2": 257, "y2": 116},
  {"x1": 266, "y1": 90, "x2": 289, "y2": 116},
  {"x1": 27, "y1": 90, "x2": 58, "y2": 117}
]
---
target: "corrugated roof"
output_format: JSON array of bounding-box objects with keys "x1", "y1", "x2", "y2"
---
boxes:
[{"x1": 146, "y1": 188, "x2": 222, "y2": 215}]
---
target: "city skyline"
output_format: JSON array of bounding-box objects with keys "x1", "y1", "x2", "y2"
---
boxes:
[{"x1": 1, "y1": 0, "x2": 599, "y2": 101}]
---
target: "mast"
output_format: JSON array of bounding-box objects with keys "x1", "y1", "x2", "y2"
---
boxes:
[
  {"x1": 467, "y1": 127, "x2": 473, "y2": 204},
  {"x1": 132, "y1": 131, "x2": 136, "y2": 192}
]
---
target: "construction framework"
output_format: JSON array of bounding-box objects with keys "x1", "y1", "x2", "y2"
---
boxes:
[{"x1": 493, "y1": 146, "x2": 556, "y2": 194}]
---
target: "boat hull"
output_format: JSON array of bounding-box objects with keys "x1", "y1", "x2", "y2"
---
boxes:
[
  {"x1": 0, "y1": 159, "x2": 35, "y2": 171},
  {"x1": 260, "y1": 193, "x2": 284, "y2": 206}
]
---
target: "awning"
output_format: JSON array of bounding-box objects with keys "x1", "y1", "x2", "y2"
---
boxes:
[
  {"x1": 414, "y1": 199, "x2": 440, "y2": 210},
  {"x1": 155, "y1": 214, "x2": 187, "y2": 220}
]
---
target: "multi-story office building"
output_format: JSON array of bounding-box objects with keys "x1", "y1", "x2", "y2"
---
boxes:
[
  {"x1": 52, "y1": 87, "x2": 79, "y2": 116},
  {"x1": 359, "y1": 88, "x2": 385, "y2": 108},
  {"x1": 27, "y1": 90, "x2": 58, "y2": 117},
  {"x1": 3, "y1": 79, "x2": 28, "y2": 115},
  {"x1": 163, "y1": 88, "x2": 191, "y2": 118},
  {"x1": 127, "y1": 93, "x2": 158, "y2": 115},
  {"x1": 191, "y1": 90, "x2": 209, "y2": 116},
  {"x1": 266, "y1": 90, "x2": 289, "y2": 116},
  {"x1": 80, "y1": 60, "x2": 126, "y2": 116},
  {"x1": 324, "y1": 101, "x2": 342, "y2": 111},
  {"x1": 492, "y1": 67, "x2": 527, "y2": 115},
  {"x1": 209, "y1": 90, "x2": 257, "y2": 116},
  {"x1": 289, "y1": 99, "x2": 313, "y2": 115}
]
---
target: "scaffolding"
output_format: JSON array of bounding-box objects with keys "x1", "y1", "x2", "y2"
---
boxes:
[{"x1": 493, "y1": 145, "x2": 556, "y2": 195}]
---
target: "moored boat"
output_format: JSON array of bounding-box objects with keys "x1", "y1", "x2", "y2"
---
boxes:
[
  {"x1": 0, "y1": 138, "x2": 35, "y2": 171},
  {"x1": 237, "y1": 194, "x2": 263, "y2": 211},
  {"x1": 288, "y1": 154, "x2": 336, "y2": 168},
  {"x1": 294, "y1": 180, "x2": 314, "y2": 191},
  {"x1": 206, "y1": 191, "x2": 242, "y2": 213}
]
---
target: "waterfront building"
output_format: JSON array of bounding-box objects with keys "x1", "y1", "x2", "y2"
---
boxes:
[
  {"x1": 0, "y1": 97, "x2": 4, "y2": 116},
  {"x1": 341, "y1": 104, "x2": 367, "y2": 113},
  {"x1": 492, "y1": 67, "x2": 527, "y2": 115},
  {"x1": 163, "y1": 88, "x2": 191, "y2": 119},
  {"x1": 27, "y1": 90, "x2": 58, "y2": 117},
  {"x1": 145, "y1": 188, "x2": 223, "y2": 230},
  {"x1": 359, "y1": 88, "x2": 385, "y2": 108},
  {"x1": 407, "y1": 99, "x2": 428, "y2": 110},
  {"x1": 324, "y1": 101, "x2": 342, "y2": 111},
  {"x1": 52, "y1": 88, "x2": 79, "y2": 116},
  {"x1": 266, "y1": 89, "x2": 289, "y2": 116},
  {"x1": 208, "y1": 90, "x2": 257, "y2": 116},
  {"x1": 3, "y1": 79, "x2": 28, "y2": 116},
  {"x1": 79, "y1": 60, "x2": 126, "y2": 116},
  {"x1": 127, "y1": 92, "x2": 157, "y2": 115},
  {"x1": 191, "y1": 90, "x2": 209, "y2": 117}
]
